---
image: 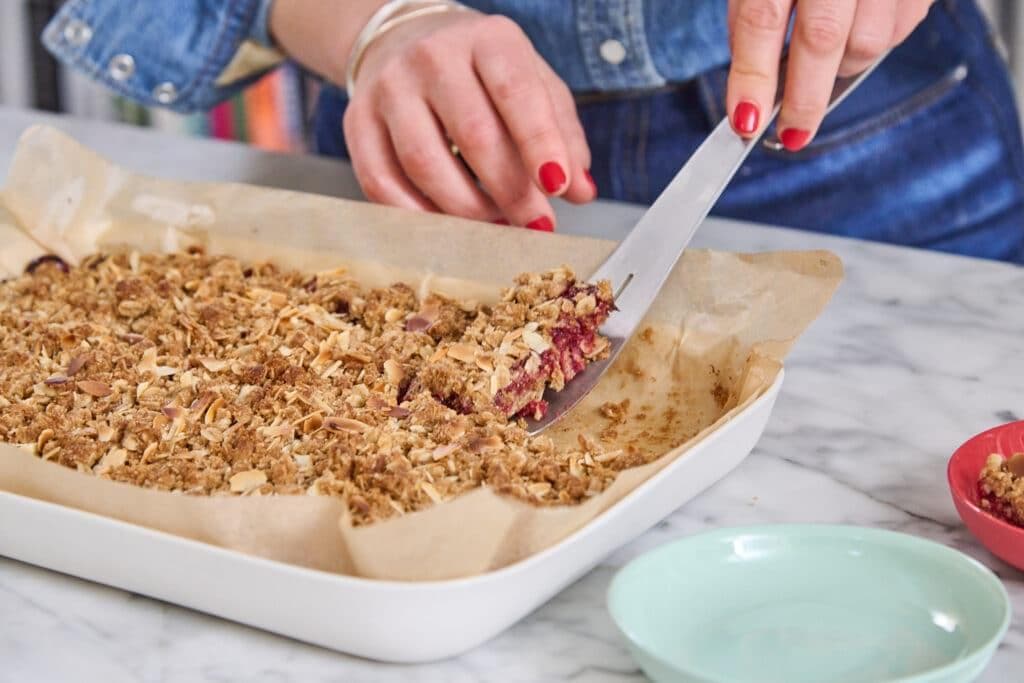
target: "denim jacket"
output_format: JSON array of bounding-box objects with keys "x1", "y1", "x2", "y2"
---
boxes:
[{"x1": 43, "y1": 0, "x2": 729, "y2": 113}]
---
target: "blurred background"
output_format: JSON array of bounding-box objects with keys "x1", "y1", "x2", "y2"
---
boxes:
[{"x1": 1, "y1": 0, "x2": 1022, "y2": 155}]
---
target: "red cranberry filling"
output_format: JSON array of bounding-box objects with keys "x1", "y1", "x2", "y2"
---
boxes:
[{"x1": 979, "y1": 482, "x2": 1022, "y2": 526}]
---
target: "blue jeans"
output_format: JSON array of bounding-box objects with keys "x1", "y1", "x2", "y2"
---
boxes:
[{"x1": 315, "y1": 0, "x2": 1024, "y2": 264}]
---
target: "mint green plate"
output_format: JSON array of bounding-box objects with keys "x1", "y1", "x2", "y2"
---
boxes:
[{"x1": 607, "y1": 525, "x2": 1010, "y2": 683}]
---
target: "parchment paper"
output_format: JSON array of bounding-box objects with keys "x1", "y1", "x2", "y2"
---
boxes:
[{"x1": 0, "y1": 126, "x2": 842, "y2": 580}]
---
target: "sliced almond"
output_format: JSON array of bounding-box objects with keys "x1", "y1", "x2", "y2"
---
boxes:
[
  {"x1": 198, "y1": 357, "x2": 229, "y2": 372},
  {"x1": 468, "y1": 434, "x2": 503, "y2": 453},
  {"x1": 44, "y1": 375, "x2": 68, "y2": 386},
  {"x1": 449, "y1": 417, "x2": 469, "y2": 440},
  {"x1": 405, "y1": 316, "x2": 432, "y2": 333},
  {"x1": 574, "y1": 294, "x2": 597, "y2": 316},
  {"x1": 137, "y1": 347, "x2": 158, "y2": 375},
  {"x1": 383, "y1": 359, "x2": 404, "y2": 386},
  {"x1": 490, "y1": 364, "x2": 512, "y2": 397},
  {"x1": 522, "y1": 329, "x2": 550, "y2": 353},
  {"x1": 96, "y1": 422, "x2": 115, "y2": 443},
  {"x1": 324, "y1": 416, "x2": 369, "y2": 433},
  {"x1": 204, "y1": 396, "x2": 225, "y2": 425},
  {"x1": 249, "y1": 287, "x2": 287, "y2": 307},
  {"x1": 118, "y1": 332, "x2": 147, "y2": 344},
  {"x1": 190, "y1": 391, "x2": 216, "y2": 415},
  {"x1": 388, "y1": 406, "x2": 411, "y2": 419},
  {"x1": 66, "y1": 354, "x2": 90, "y2": 376},
  {"x1": 527, "y1": 481, "x2": 552, "y2": 496},
  {"x1": 432, "y1": 443, "x2": 458, "y2": 461},
  {"x1": 36, "y1": 428, "x2": 55, "y2": 453},
  {"x1": 474, "y1": 354, "x2": 495, "y2": 373},
  {"x1": 420, "y1": 480, "x2": 443, "y2": 504},
  {"x1": 410, "y1": 448, "x2": 433, "y2": 464},
  {"x1": 260, "y1": 424, "x2": 295, "y2": 439},
  {"x1": 77, "y1": 380, "x2": 112, "y2": 398},
  {"x1": 162, "y1": 405, "x2": 183, "y2": 420},
  {"x1": 229, "y1": 469, "x2": 267, "y2": 493},
  {"x1": 302, "y1": 413, "x2": 324, "y2": 434},
  {"x1": 141, "y1": 442, "x2": 160, "y2": 462},
  {"x1": 94, "y1": 447, "x2": 128, "y2": 473},
  {"x1": 447, "y1": 343, "x2": 477, "y2": 363}
]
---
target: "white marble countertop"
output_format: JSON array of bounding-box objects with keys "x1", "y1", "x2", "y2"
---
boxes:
[{"x1": 1, "y1": 106, "x2": 1023, "y2": 682}]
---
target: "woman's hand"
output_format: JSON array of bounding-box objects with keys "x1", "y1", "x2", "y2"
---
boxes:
[
  {"x1": 342, "y1": 9, "x2": 595, "y2": 230},
  {"x1": 726, "y1": 0, "x2": 934, "y2": 150}
]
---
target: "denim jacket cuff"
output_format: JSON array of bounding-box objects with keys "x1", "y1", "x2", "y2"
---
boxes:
[{"x1": 43, "y1": 0, "x2": 280, "y2": 114}]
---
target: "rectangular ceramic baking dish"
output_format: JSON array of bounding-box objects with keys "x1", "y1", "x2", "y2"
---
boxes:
[{"x1": 0, "y1": 370, "x2": 782, "y2": 663}]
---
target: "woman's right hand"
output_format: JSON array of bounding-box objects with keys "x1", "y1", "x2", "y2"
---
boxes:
[{"x1": 340, "y1": 9, "x2": 596, "y2": 231}]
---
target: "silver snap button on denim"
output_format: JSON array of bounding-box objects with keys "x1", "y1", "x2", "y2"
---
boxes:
[
  {"x1": 108, "y1": 54, "x2": 135, "y2": 81},
  {"x1": 62, "y1": 19, "x2": 93, "y2": 47},
  {"x1": 152, "y1": 82, "x2": 179, "y2": 104},
  {"x1": 599, "y1": 39, "x2": 627, "y2": 65}
]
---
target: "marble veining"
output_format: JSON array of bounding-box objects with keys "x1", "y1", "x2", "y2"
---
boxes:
[{"x1": 1, "y1": 107, "x2": 1023, "y2": 682}]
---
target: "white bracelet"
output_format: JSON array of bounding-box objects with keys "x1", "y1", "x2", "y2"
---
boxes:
[{"x1": 345, "y1": 0, "x2": 469, "y2": 97}]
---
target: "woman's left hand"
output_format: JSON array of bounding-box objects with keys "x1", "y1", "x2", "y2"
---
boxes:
[{"x1": 725, "y1": 0, "x2": 934, "y2": 150}]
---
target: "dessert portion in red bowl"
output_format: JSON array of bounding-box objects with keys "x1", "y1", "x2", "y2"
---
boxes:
[
  {"x1": 979, "y1": 452, "x2": 1024, "y2": 528},
  {"x1": 948, "y1": 420, "x2": 1024, "y2": 570}
]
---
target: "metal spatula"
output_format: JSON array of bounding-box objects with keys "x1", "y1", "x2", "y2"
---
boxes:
[{"x1": 526, "y1": 54, "x2": 887, "y2": 435}]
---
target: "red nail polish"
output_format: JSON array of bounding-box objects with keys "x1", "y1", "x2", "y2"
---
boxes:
[
  {"x1": 493, "y1": 218, "x2": 509, "y2": 225},
  {"x1": 585, "y1": 169, "x2": 598, "y2": 195},
  {"x1": 779, "y1": 128, "x2": 811, "y2": 152},
  {"x1": 539, "y1": 162, "x2": 566, "y2": 194},
  {"x1": 527, "y1": 216, "x2": 554, "y2": 232},
  {"x1": 732, "y1": 101, "x2": 759, "y2": 135}
]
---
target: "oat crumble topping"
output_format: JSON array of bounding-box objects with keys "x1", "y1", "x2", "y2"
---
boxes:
[{"x1": 0, "y1": 249, "x2": 643, "y2": 525}]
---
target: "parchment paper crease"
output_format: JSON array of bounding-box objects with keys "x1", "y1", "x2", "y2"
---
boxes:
[{"x1": 0, "y1": 126, "x2": 842, "y2": 580}]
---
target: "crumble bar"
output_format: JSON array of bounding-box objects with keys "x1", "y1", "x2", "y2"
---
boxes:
[
  {"x1": 979, "y1": 452, "x2": 1024, "y2": 527},
  {"x1": 0, "y1": 249, "x2": 640, "y2": 525},
  {"x1": 413, "y1": 269, "x2": 614, "y2": 420}
]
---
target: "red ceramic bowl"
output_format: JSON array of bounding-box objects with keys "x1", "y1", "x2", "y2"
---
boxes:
[{"x1": 948, "y1": 420, "x2": 1024, "y2": 570}]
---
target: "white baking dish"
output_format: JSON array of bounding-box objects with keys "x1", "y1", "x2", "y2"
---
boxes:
[{"x1": 0, "y1": 371, "x2": 783, "y2": 663}]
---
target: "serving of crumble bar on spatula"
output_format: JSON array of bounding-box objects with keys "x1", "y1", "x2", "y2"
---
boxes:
[{"x1": 525, "y1": 53, "x2": 888, "y2": 435}]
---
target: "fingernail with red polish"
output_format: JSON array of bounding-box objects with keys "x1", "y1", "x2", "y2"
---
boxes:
[
  {"x1": 493, "y1": 218, "x2": 509, "y2": 225},
  {"x1": 527, "y1": 216, "x2": 554, "y2": 232},
  {"x1": 539, "y1": 161, "x2": 566, "y2": 194},
  {"x1": 732, "y1": 101, "x2": 759, "y2": 135},
  {"x1": 585, "y1": 169, "x2": 598, "y2": 195},
  {"x1": 779, "y1": 128, "x2": 811, "y2": 152}
]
